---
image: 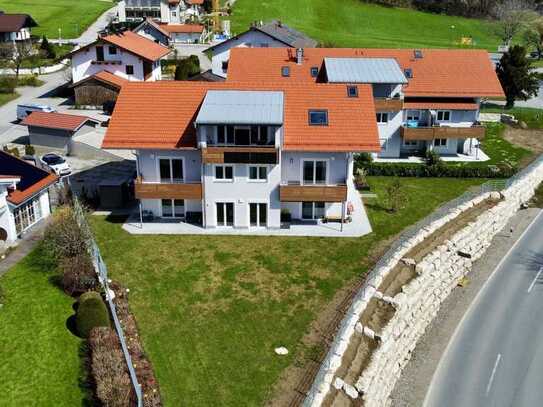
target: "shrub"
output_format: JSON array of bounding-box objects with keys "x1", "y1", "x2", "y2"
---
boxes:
[
  {"x1": 9, "y1": 148, "x2": 19, "y2": 158},
  {"x1": 76, "y1": 291, "x2": 110, "y2": 338},
  {"x1": 40, "y1": 35, "x2": 56, "y2": 59},
  {"x1": 89, "y1": 327, "x2": 133, "y2": 407},
  {"x1": 17, "y1": 75, "x2": 41, "y2": 87},
  {"x1": 384, "y1": 178, "x2": 407, "y2": 213},
  {"x1": 174, "y1": 55, "x2": 200, "y2": 80},
  {"x1": 61, "y1": 252, "x2": 97, "y2": 295},
  {"x1": 0, "y1": 75, "x2": 16, "y2": 94},
  {"x1": 44, "y1": 206, "x2": 89, "y2": 260},
  {"x1": 24, "y1": 144, "x2": 35, "y2": 156},
  {"x1": 425, "y1": 149, "x2": 443, "y2": 166},
  {"x1": 362, "y1": 162, "x2": 517, "y2": 178}
]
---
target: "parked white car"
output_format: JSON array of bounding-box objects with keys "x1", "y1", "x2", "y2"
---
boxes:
[
  {"x1": 17, "y1": 104, "x2": 56, "y2": 121},
  {"x1": 40, "y1": 153, "x2": 71, "y2": 176}
]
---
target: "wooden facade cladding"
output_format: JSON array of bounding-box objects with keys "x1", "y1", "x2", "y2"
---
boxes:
[
  {"x1": 374, "y1": 97, "x2": 404, "y2": 111},
  {"x1": 279, "y1": 184, "x2": 348, "y2": 203},
  {"x1": 201, "y1": 147, "x2": 278, "y2": 164},
  {"x1": 135, "y1": 178, "x2": 202, "y2": 200},
  {"x1": 401, "y1": 125, "x2": 485, "y2": 141}
]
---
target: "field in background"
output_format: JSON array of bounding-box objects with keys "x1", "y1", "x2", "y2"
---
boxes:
[
  {"x1": 0, "y1": 0, "x2": 112, "y2": 39},
  {"x1": 229, "y1": 0, "x2": 501, "y2": 50},
  {"x1": 90, "y1": 177, "x2": 485, "y2": 406}
]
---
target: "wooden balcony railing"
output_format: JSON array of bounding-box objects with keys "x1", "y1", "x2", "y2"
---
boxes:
[
  {"x1": 279, "y1": 183, "x2": 348, "y2": 203},
  {"x1": 374, "y1": 97, "x2": 404, "y2": 111},
  {"x1": 202, "y1": 146, "x2": 278, "y2": 164},
  {"x1": 134, "y1": 177, "x2": 202, "y2": 200},
  {"x1": 401, "y1": 125, "x2": 485, "y2": 141}
]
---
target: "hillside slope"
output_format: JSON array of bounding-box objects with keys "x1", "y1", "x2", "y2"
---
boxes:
[{"x1": 229, "y1": 0, "x2": 501, "y2": 50}]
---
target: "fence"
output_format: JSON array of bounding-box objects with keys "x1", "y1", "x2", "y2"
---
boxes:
[{"x1": 73, "y1": 197, "x2": 143, "y2": 407}]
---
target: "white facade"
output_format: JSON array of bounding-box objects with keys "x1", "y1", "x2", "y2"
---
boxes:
[
  {"x1": 136, "y1": 124, "x2": 352, "y2": 230},
  {"x1": 71, "y1": 43, "x2": 162, "y2": 84},
  {"x1": 0, "y1": 27, "x2": 31, "y2": 42},
  {"x1": 209, "y1": 30, "x2": 290, "y2": 78},
  {"x1": 118, "y1": 0, "x2": 201, "y2": 24}
]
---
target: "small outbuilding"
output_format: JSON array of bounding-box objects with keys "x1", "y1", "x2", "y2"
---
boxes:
[
  {"x1": 71, "y1": 70, "x2": 128, "y2": 106},
  {"x1": 22, "y1": 112, "x2": 100, "y2": 154}
]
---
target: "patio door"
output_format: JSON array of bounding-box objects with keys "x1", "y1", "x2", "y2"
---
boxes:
[
  {"x1": 302, "y1": 202, "x2": 325, "y2": 220},
  {"x1": 216, "y1": 202, "x2": 234, "y2": 227},
  {"x1": 249, "y1": 203, "x2": 267, "y2": 228},
  {"x1": 161, "y1": 199, "x2": 185, "y2": 218}
]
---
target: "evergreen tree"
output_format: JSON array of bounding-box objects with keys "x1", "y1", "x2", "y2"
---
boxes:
[
  {"x1": 40, "y1": 35, "x2": 56, "y2": 59},
  {"x1": 496, "y1": 45, "x2": 539, "y2": 108}
]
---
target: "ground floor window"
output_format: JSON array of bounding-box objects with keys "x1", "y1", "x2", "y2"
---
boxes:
[
  {"x1": 216, "y1": 202, "x2": 234, "y2": 227},
  {"x1": 14, "y1": 198, "x2": 42, "y2": 235},
  {"x1": 403, "y1": 140, "x2": 418, "y2": 146},
  {"x1": 302, "y1": 202, "x2": 325, "y2": 220},
  {"x1": 249, "y1": 203, "x2": 267, "y2": 227},
  {"x1": 161, "y1": 199, "x2": 184, "y2": 218},
  {"x1": 434, "y1": 138, "x2": 447, "y2": 147}
]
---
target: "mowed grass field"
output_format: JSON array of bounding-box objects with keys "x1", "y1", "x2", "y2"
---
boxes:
[
  {"x1": 0, "y1": 0, "x2": 113, "y2": 39},
  {"x1": 230, "y1": 0, "x2": 501, "y2": 50},
  {"x1": 90, "y1": 177, "x2": 485, "y2": 406}
]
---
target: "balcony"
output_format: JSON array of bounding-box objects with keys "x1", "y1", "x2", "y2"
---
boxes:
[
  {"x1": 279, "y1": 182, "x2": 348, "y2": 203},
  {"x1": 91, "y1": 60, "x2": 122, "y2": 66},
  {"x1": 374, "y1": 97, "x2": 404, "y2": 111},
  {"x1": 401, "y1": 124, "x2": 485, "y2": 141},
  {"x1": 135, "y1": 177, "x2": 202, "y2": 200},
  {"x1": 202, "y1": 146, "x2": 278, "y2": 164}
]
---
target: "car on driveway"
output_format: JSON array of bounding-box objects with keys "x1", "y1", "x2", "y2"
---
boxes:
[{"x1": 40, "y1": 153, "x2": 71, "y2": 176}]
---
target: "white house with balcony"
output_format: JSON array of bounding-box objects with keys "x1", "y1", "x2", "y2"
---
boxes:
[
  {"x1": 71, "y1": 31, "x2": 170, "y2": 85},
  {"x1": 0, "y1": 12, "x2": 37, "y2": 45},
  {"x1": 102, "y1": 81, "x2": 380, "y2": 236},
  {"x1": 117, "y1": 0, "x2": 204, "y2": 24}
]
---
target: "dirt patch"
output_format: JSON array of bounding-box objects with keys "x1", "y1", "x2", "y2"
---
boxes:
[
  {"x1": 503, "y1": 127, "x2": 543, "y2": 166},
  {"x1": 359, "y1": 298, "x2": 396, "y2": 334},
  {"x1": 378, "y1": 198, "x2": 499, "y2": 298}
]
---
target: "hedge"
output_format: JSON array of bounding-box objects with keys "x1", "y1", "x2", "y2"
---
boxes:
[
  {"x1": 362, "y1": 162, "x2": 517, "y2": 178},
  {"x1": 76, "y1": 291, "x2": 110, "y2": 338}
]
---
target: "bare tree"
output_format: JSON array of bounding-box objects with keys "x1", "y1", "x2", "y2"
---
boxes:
[
  {"x1": 0, "y1": 41, "x2": 37, "y2": 80},
  {"x1": 494, "y1": 0, "x2": 539, "y2": 46},
  {"x1": 523, "y1": 17, "x2": 543, "y2": 58}
]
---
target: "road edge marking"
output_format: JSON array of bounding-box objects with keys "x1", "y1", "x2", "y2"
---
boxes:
[
  {"x1": 486, "y1": 353, "x2": 502, "y2": 395},
  {"x1": 527, "y1": 266, "x2": 543, "y2": 293},
  {"x1": 423, "y1": 209, "x2": 543, "y2": 407}
]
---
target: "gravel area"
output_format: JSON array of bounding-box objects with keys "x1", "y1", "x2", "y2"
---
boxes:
[{"x1": 390, "y1": 207, "x2": 542, "y2": 407}]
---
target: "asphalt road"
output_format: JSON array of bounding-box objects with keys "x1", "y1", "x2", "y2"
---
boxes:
[{"x1": 424, "y1": 211, "x2": 543, "y2": 407}]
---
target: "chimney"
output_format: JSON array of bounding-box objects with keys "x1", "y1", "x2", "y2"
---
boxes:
[{"x1": 296, "y1": 48, "x2": 304, "y2": 65}]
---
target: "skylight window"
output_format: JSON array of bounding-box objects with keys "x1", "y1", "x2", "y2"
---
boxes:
[
  {"x1": 310, "y1": 66, "x2": 319, "y2": 78},
  {"x1": 308, "y1": 110, "x2": 328, "y2": 126},
  {"x1": 347, "y1": 85, "x2": 358, "y2": 98},
  {"x1": 281, "y1": 66, "x2": 290, "y2": 77},
  {"x1": 404, "y1": 68, "x2": 413, "y2": 79},
  {"x1": 414, "y1": 49, "x2": 423, "y2": 59}
]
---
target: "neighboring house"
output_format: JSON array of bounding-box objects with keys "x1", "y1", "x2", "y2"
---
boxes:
[
  {"x1": 0, "y1": 151, "x2": 57, "y2": 244},
  {"x1": 205, "y1": 20, "x2": 318, "y2": 78},
  {"x1": 133, "y1": 18, "x2": 205, "y2": 45},
  {"x1": 70, "y1": 31, "x2": 171, "y2": 85},
  {"x1": 22, "y1": 112, "x2": 99, "y2": 154},
  {"x1": 70, "y1": 70, "x2": 128, "y2": 106},
  {"x1": 0, "y1": 12, "x2": 37, "y2": 45},
  {"x1": 118, "y1": 0, "x2": 204, "y2": 24},
  {"x1": 102, "y1": 81, "x2": 380, "y2": 233},
  {"x1": 226, "y1": 47, "x2": 505, "y2": 161}
]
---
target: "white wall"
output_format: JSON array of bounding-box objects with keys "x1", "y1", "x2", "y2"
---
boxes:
[
  {"x1": 71, "y1": 44, "x2": 157, "y2": 83},
  {"x1": 210, "y1": 30, "x2": 289, "y2": 78},
  {"x1": 171, "y1": 32, "x2": 202, "y2": 43},
  {"x1": 0, "y1": 185, "x2": 17, "y2": 243},
  {"x1": 138, "y1": 149, "x2": 202, "y2": 183},
  {"x1": 281, "y1": 152, "x2": 349, "y2": 185},
  {"x1": 376, "y1": 111, "x2": 403, "y2": 159}
]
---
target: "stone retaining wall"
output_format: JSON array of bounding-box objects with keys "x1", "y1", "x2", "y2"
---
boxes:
[{"x1": 305, "y1": 156, "x2": 543, "y2": 407}]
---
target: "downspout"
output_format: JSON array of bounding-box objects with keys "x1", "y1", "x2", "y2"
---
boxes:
[{"x1": 135, "y1": 150, "x2": 143, "y2": 229}]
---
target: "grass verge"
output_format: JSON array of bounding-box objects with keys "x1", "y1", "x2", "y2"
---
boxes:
[
  {"x1": 0, "y1": 93, "x2": 20, "y2": 107},
  {"x1": 481, "y1": 104, "x2": 543, "y2": 129},
  {"x1": 229, "y1": 0, "x2": 501, "y2": 49},
  {"x1": 0, "y1": 246, "x2": 86, "y2": 406},
  {"x1": 90, "y1": 176, "x2": 485, "y2": 406}
]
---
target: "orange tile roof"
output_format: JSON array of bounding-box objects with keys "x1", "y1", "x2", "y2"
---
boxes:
[
  {"x1": 71, "y1": 69, "x2": 128, "y2": 90},
  {"x1": 186, "y1": 0, "x2": 204, "y2": 4},
  {"x1": 227, "y1": 48, "x2": 505, "y2": 98},
  {"x1": 100, "y1": 31, "x2": 171, "y2": 61},
  {"x1": 102, "y1": 81, "x2": 380, "y2": 153},
  {"x1": 158, "y1": 23, "x2": 204, "y2": 34},
  {"x1": 8, "y1": 173, "x2": 58, "y2": 205},
  {"x1": 22, "y1": 112, "x2": 97, "y2": 132}
]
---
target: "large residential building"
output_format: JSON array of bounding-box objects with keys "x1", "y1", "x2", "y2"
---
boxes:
[
  {"x1": 70, "y1": 31, "x2": 170, "y2": 105},
  {"x1": 117, "y1": 0, "x2": 204, "y2": 24},
  {"x1": 133, "y1": 18, "x2": 205, "y2": 45},
  {"x1": 226, "y1": 48, "x2": 505, "y2": 161},
  {"x1": 205, "y1": 20, "x2": 318, "y2": 79},
  {"x1": 102, "y1": 81, "x2": 379, "y2": 235},
  {"x1": 0, "y1": 12, "x2": 37, "y2": 44},
  {"x1": 0, "y1": 151, "x2": 57, "y2": 245}
]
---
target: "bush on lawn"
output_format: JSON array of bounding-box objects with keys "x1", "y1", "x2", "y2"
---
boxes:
[
  {"x1": 61, "y1": 253, "x2": 97, "y2": 296},
  {"x1": 24, "y1": 144, "x2": 35, "y2": 156},
  {"x1": 362, "y1": 162, "x2": 517, "y2": 178},
  {"x1": 40, "y1": 35, "x2": 56, "y2": 60},
  {"x1": 16, "y1": 75, "x2": 41, "y2": 87},
  {"x1": 76, "y1": 291, "x2": 110, "y2": 338},
  {"x1": 174, "y1": 55, "x2": 200, "y2": 80},
  {"x1": 0, "y1": 75, "x2": 16, "y2": 94},
  {"x1": 44, "y1": 206, "x2": 89, "y2": 260},
  {"x1": 89, "y1": 327, "x2": 133, "y2": 407}
]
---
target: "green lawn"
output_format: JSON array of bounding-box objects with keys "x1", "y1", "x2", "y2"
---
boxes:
[
  {"x1": 477, "y1": 123, "x2": 533, "y2": 166},
  {"x1": 90, "y1": 176, "x2": 485, "y2": 407},
  {"x1": 0, "y1": 247, "x2": 86, "y2": 406},
  {"x1": 0, "y1": 93, "x2": 19, "y2": 107},
  {"x1": 481, "y1": 104, "x2": 543, "y2": 129},
  {"x1": 0, "y1": 0, "x2": 113, "y2": 39},
  {"x1": 229, "y1": 0, "x2": 501, "y2": 49}
]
